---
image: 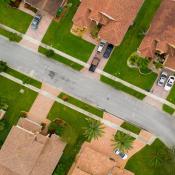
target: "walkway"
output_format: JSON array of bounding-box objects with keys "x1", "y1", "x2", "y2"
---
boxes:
[
  {"x1": 28, "y1": 83, "x2": 60, "y2": 123},
  {"x1": 0, "y1": 23, "x2": 175, "y2": 109}
]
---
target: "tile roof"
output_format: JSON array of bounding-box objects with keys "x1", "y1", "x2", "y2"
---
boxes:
[
  {"x1": 24, "y1": 0, "x2": 64, "y2": 16},
  {"x1": 0, "y1": 118, "x2": 66, "y2": 175},
  {"x1": 69, "y1": 146, "x2": 116, "y2": 175},
  {"x1": 138, "y1": 0, "x2": 175, "y2": 69},
  {"x1": 73, "y1": 0, "x2": 144, "y2": 45}
]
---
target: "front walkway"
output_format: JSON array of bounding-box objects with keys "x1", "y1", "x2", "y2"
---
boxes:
[
  {"x1": 19, "y1": 12, "x2": 53, "y2": 51},
  {"x1": 28, "y1": 83, "x2": 60, "y2": 123}
]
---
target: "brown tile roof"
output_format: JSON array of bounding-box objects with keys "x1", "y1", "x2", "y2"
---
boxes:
[
  {"x1": 69, "y1": 146, "x2": 116, "y2": 175},
  {"x1": 0, "y1": 118, "x2": 66, "y2": 175},
  {"x1": 73, "y1": 0, "x2": 144, "y2": 45},
  {"x1": 138, "y1": 0, "x2": 175, "y2": 69},
  {"x1": 24, "y1": 0, "x2": 64, "y2": 16}
]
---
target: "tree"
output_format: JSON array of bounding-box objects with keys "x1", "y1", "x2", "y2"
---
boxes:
[
  {"x1": 112, "y1": 131, "x2": 133, "y2": 152},
  {"x1": 83, "y1": 119, "x2": 104, "y2": 141}
]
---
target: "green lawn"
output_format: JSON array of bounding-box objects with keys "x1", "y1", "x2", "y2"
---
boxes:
[
  {"x1": 47, "y1": 101, "x2": 90, "y2": 175},
  {"x1": 42, "y1": 0, "x2": 94, "y2": 62},
  {"x1": 6, "y1": 67, "x2": 42, "y2": 88},
  {"x1": 0, "y1": 4, "x2": 33, "y2": 33},
  {"x1": 38, "y1": 47, "x2": 83, "y2": 71},
  {"x1": 0, "y1": 76, "x2": 37, "y2": 145},
  {"x1": 102, "y1": 0, "x2": 161, "y2": 91},
  {"x1": 59, "y1": 93, "x2": 103, "y2": 117},
  {"x1": 125, "y1": 139, "x2": 170, "y2": 175},
  {"x1": 162, "y1": 85, "x2": 175, "y2": 115},
  {"x1": 0, "y1": 28, "x2": 22, "y2": 42},
  {"x1": 121, "y1": 122, "x2": 141, "y2": 135},
  {"x1": 101, "y1": 76, "x2": 145, "y2": 99}
]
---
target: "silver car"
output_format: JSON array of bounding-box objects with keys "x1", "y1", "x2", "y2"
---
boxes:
[
  {"x1": 31, "y1": 15, "x2": 42, "y2": 29},
  {"x1": 157, "y1": 71, "x2": 168, "y2": 87}
]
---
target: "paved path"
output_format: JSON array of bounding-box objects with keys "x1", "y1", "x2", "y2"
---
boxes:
[
  {"x1": 28, "y1": 83, "x2": 60, "y2": 123},
  {"x1": 1, "y1": 23, "x2": 175, "y2": 109},
  {"x1": 1, "y1": 39, "x2": 175, "y2": 145}
]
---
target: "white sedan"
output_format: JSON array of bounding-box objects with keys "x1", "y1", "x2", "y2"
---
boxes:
[
  {"x1": 114, "y1": 149, "x2": 128, "y2": 160},
  {"x1": 164, "y1": 75, "x2": 175, "y2": 91}
]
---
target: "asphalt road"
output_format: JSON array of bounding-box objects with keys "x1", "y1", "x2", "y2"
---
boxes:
[{"x1": 0, "y1": 37, "x2": 175, "y2": 146}]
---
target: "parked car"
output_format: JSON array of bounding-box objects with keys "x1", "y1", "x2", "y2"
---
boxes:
[
  {"x1": 114, "y1": 149, "x2": 128, "y2": 160},
  {"x1": 89, "y1": 56, "x2": 101, "y2": 72},
  {"x1": 97, "y1": 40, "x2": 106, "y2": 53},
  {"x1": 157, "y1": 71, "x2": 168, "y2": 87},
  {"x1": 31, "y1": 15, "x2": 42, "y2": 29},
  {"x1": 164, "y1": 75, "x2": 175, "y2": 91},
  {"x1": 103, "y1": 44, "x2": 114, "y2": 58}
]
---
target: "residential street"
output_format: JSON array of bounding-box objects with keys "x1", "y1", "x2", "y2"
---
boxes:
[{"x1": 0, "y1": 37, "x2": 175, "y2": 146}]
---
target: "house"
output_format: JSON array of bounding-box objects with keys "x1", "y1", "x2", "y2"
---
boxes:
[
  {"x1": 72, "y1": 0, "x2": 144, "y2": 46},
  {"x1": 138, "y1": 0, "x2": 175, "y2": 71},
  {"x1": 0, "y1": 117, "x2": 66, "y2": 175},
  {"x1": 24, "y1": 0, "x2": 66, "y2": 16},
  {"x1": 68, "y1": 145, "x2": 133, "y2": 175}
]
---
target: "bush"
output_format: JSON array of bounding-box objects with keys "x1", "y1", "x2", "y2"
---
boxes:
[
  {"x1": 153, "y1": 61, "x2": 163, "y2": 69},
  {"x1": 9, "y1": 33, "x2": 20, "y2": 42},
  {"x1": 45, "y1": 49, "x2": 55, "y2": 58},
  {"x1": 0, "y1": 61, "x2": 8, "y2": 72},
  {"x1": 19, "y1": 111, "x2": 28, "y2": 118}
]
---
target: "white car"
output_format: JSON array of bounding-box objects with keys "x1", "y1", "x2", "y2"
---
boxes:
[
  {"x1": 164, "y1": 75, "x2": 175, "y2": 91},
  {"x1": 114, "y1": 149, "x2": 128, "y2": 160},
  {"x1": 157, "y1": 71, "x2": 168, "y2": 87},
  {"x1": 97, "y1": 40, "x2": 106, "y2": 53}
]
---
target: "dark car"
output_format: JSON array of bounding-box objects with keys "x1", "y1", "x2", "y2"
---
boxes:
[
  {"x1": 89, "y1": 56, "x2": 101, "y2": 72},
  {"x1": 31, "y1": 15, "x2": 42, "y2": 29},
  {"x1": 103, "y1": 44, "x2": 113, "y2": 58}
]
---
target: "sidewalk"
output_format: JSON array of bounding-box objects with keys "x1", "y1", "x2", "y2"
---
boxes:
[{"x1": 0, "y1": 23, "x2": 175, "y2": 109}]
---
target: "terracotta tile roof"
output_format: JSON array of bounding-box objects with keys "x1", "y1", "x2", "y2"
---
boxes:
[
  {"x1": 73, "y1": 0, "x2": 144, "y2": 45},
  {"x1": 24, "y1": 0, "x2": 64, "y2": 16},
  {"x1": 138, "y1": 0, "x2": 175, "y2": 69},
  {"x1": 0, "y1": 118, "x2": 66, "y2": 175},
  {"x1": 69, "y1": 146, "x2": 116, "y2": 175}
]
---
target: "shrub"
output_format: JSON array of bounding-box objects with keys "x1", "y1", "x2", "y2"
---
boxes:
[
  {"x1": 153, "y1": 61, "x2": 163, "y2": 69},
  {"x1": 45, "y1": 49, "x2": 55, "y2": 58},
  {"x1": 0, "y1": 61, "x2": 8, "y2": 72},
  {"x1": 19, "y1": 111, "x2": 28, "y2": 118},
  {"x1": 9, "y1": 33, "x2": 20, "y2": 42},
  {"x1": 0, "y1": 121, "x2": 5, "y2": 131},
  {"x1": 90, "y1": 25, "x2": 100, "y2": 38}
]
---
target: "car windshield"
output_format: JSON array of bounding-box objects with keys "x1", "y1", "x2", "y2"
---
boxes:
[{"x1": 119, "y1": 152, "x2": 125, "y2": 158}]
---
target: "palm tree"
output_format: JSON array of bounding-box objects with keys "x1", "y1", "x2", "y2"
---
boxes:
[
  {"x1": 83, "y1": 119, "x2": 104, "y2": 142},
  {"x1": 112, "y1": 131, "x2": 133, "y2": 152}
]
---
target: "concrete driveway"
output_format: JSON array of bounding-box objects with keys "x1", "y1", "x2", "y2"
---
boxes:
[
  {"x1": 144, "y1": 69, "x2": 173, "y2": 109},
  {"x1": 19, "y1": 12, "x2": 53, "y2": 51},
  {"x1": 81, "y1": 44, "x2": 110, "y2": 79}
]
